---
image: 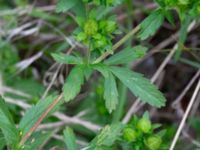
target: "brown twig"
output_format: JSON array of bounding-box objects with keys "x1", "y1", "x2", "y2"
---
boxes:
[{"x1": 19, "y1": 94, "x2": 63, "y2": 146}]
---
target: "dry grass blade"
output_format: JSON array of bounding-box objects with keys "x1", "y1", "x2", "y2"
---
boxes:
[{"x1": 170, "y1": 77, "x2": 200, "y2": 150}]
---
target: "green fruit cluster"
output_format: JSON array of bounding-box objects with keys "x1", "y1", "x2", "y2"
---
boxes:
[
  {"x1": 122, "y1": 115, "x2": 163, "y2": 150},
  {"x1": 123, "y1": 128, "x2": 137, "y2": 142},
  {"x1": 137, "y1": 118, "x2": 151, "y2": 133},
  {"x1": 147, "y1": 135, "x2": 162, "y2": 150},
  {"x1": 76, "y1": 18, "x2": 117, "y2": 51},
  {"x1": 156, "y1": 0, "x2": 200, "y2": 15}
]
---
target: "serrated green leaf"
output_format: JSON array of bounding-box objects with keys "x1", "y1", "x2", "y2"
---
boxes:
[
  {"x1": 0, "y1": 131, "x2": 6, "y2": 150},
  {"x1": 104, "y1": 46, "x2": 147, "y2": 65},
  {"x1": 90, "y1": 123, "x2": 124, "y2": 148},
  {"x1": 83, "y1": 65, "x2": 93, "y2": 80},
  {"x1": 19, "y1": 95, "x2": 60, "y2": 137},
  {"x1": 110, "y1": 67, "x2": 166, "y2": 107},
  {"x1": 12, "y1": 78, "x2": 45, "y2": 97},
  {"x1": 63, "y1": 65, "x2": 84, "y2": 101},
  {"x1": 0, "y1": 96, "x2": 19, "y2": 147},
  {"x1": 23, "y1": 131, "x2": 54, "y2": 150},
  {"x1": 138, "y1": 9, "x2": 164, "y2": 40},
  {"x1": 92, "y1": 63, "x2": 110, "y2": 78},
  {"x1": 71, "y1": 0, "x2": 86, "y2": 17},
  {"x1": 52, "y1": 53, "x2": 83, "y2": 64},
  {"x1": 63, "y1": 127, "x2": 78, "y2": 150},
  {"x1": 92, "y1": 64, "x2": 118, "y2": 113},
  {"x1": 103, "y1": 72, "x2": 118, "y2": 113},
  {"x1": 56, "y1": 0, "x2": 79, "y2": 12}
]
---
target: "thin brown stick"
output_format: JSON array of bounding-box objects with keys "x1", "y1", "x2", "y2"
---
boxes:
[{"x1": 19, "y1": 94, "x2": 63, "y2": 146}]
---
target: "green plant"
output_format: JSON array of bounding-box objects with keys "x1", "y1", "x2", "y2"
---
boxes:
[{"x1": 0, "y1": 0, "x2": 200, "y2": 149}]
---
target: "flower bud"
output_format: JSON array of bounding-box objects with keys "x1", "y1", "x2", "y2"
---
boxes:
[
  {"x1": 123, "y1": 128, "x2": 137, "y2": 142},
  {"x1": 137, "y1": 118, "x2": 151, "y2": 133},
  {"x1": 105, "y1": 21, "x2": 116, "y2": 33},
  {"x1": 76, "y1": 32, "x2": 87, "y2": 41},
  {"x1": 84, "y1": 20, "x2": 98, "y2": 36},
  {"x1": 95, "y1": 36, "x2": 107, "y2": 48},
  {"x1": 147, "y1": 135, "x2": 162, "y2": 150}
]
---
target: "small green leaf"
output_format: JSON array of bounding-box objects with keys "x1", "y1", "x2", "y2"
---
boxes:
[
  {"x1": 63, "y1": 127, "x2": 78, "y2": 150},
  {"x1": 63, "y1": 65, "x2": 84, "y2": 101},
  {"x1": 103, "y1": 72, "x2": 118, "y2": 113},
  {"x1": 71, "y1": 0, "x2": 86, "y2": 17},
  {"x1": 92, "y1": 64, "x2": 118, "y2": 113},
  {"x1": 19, "y1": 95, "x2": 61, "y2": 137},
  {"x1": 0, "y1": 96, "x2": 19, "y2": 147},
  {"x1": 92, "y1": 63, "x2": 110, "y2": 78},
  {"x1": 104, "y1": 46, "x2": 147, "y2": 65},
  {"x1": 23, "y1": 131, "x2": 54, "y2": 150},
  {"x1": 83, "y1": 65, "x2": 93, "y2": 80},
  {"x1": 52, "y1": 53, "x2": 83, "y2": 64},
  {"x1": 90, "y1": 123, "x2": 124, "y2": 148},
  {"x1": 110, "y1": 67, "x2": 166, "y2": 107},
  {"x1": 138, "y1": 9, "x2": 164, "y2": 40},
  {"x1": 56, "y1": 0, "x2": 79, "y2": 12}
]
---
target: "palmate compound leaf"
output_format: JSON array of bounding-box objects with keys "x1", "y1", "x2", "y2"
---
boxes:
[
  {"x1": 19, "y1": 95, "x2": 61, "y2": 137},
  {"x1": 92, "y1": 64, "x2": 118, "y2": 113},
  {"x1": 110, "y1": 66, "x2": 166, "y2": 108},
  {"x1": 63, "y1": 127, "x2": 78, "y2": 150},
  {"x1": 104, "y1": 45, "x2": 147, "y2": 65},
  {"x1": 63, "y1": 65, "x2": 85, "y2": 101},
  {"x1": 0, "y1": 96, "x2": 19, "y2": 147},
  {"x1": 138, "y1": 9, "x2": 165, "y2": 40}
]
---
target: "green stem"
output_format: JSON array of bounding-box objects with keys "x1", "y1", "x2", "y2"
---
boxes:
[{"x1": 87, "y1": 40, "x2": 92, "y2": 64}]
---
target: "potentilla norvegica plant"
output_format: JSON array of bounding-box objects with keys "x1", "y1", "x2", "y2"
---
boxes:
[{"x1": 0, "y1": 0, "x2": 200, "y2": 149}]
